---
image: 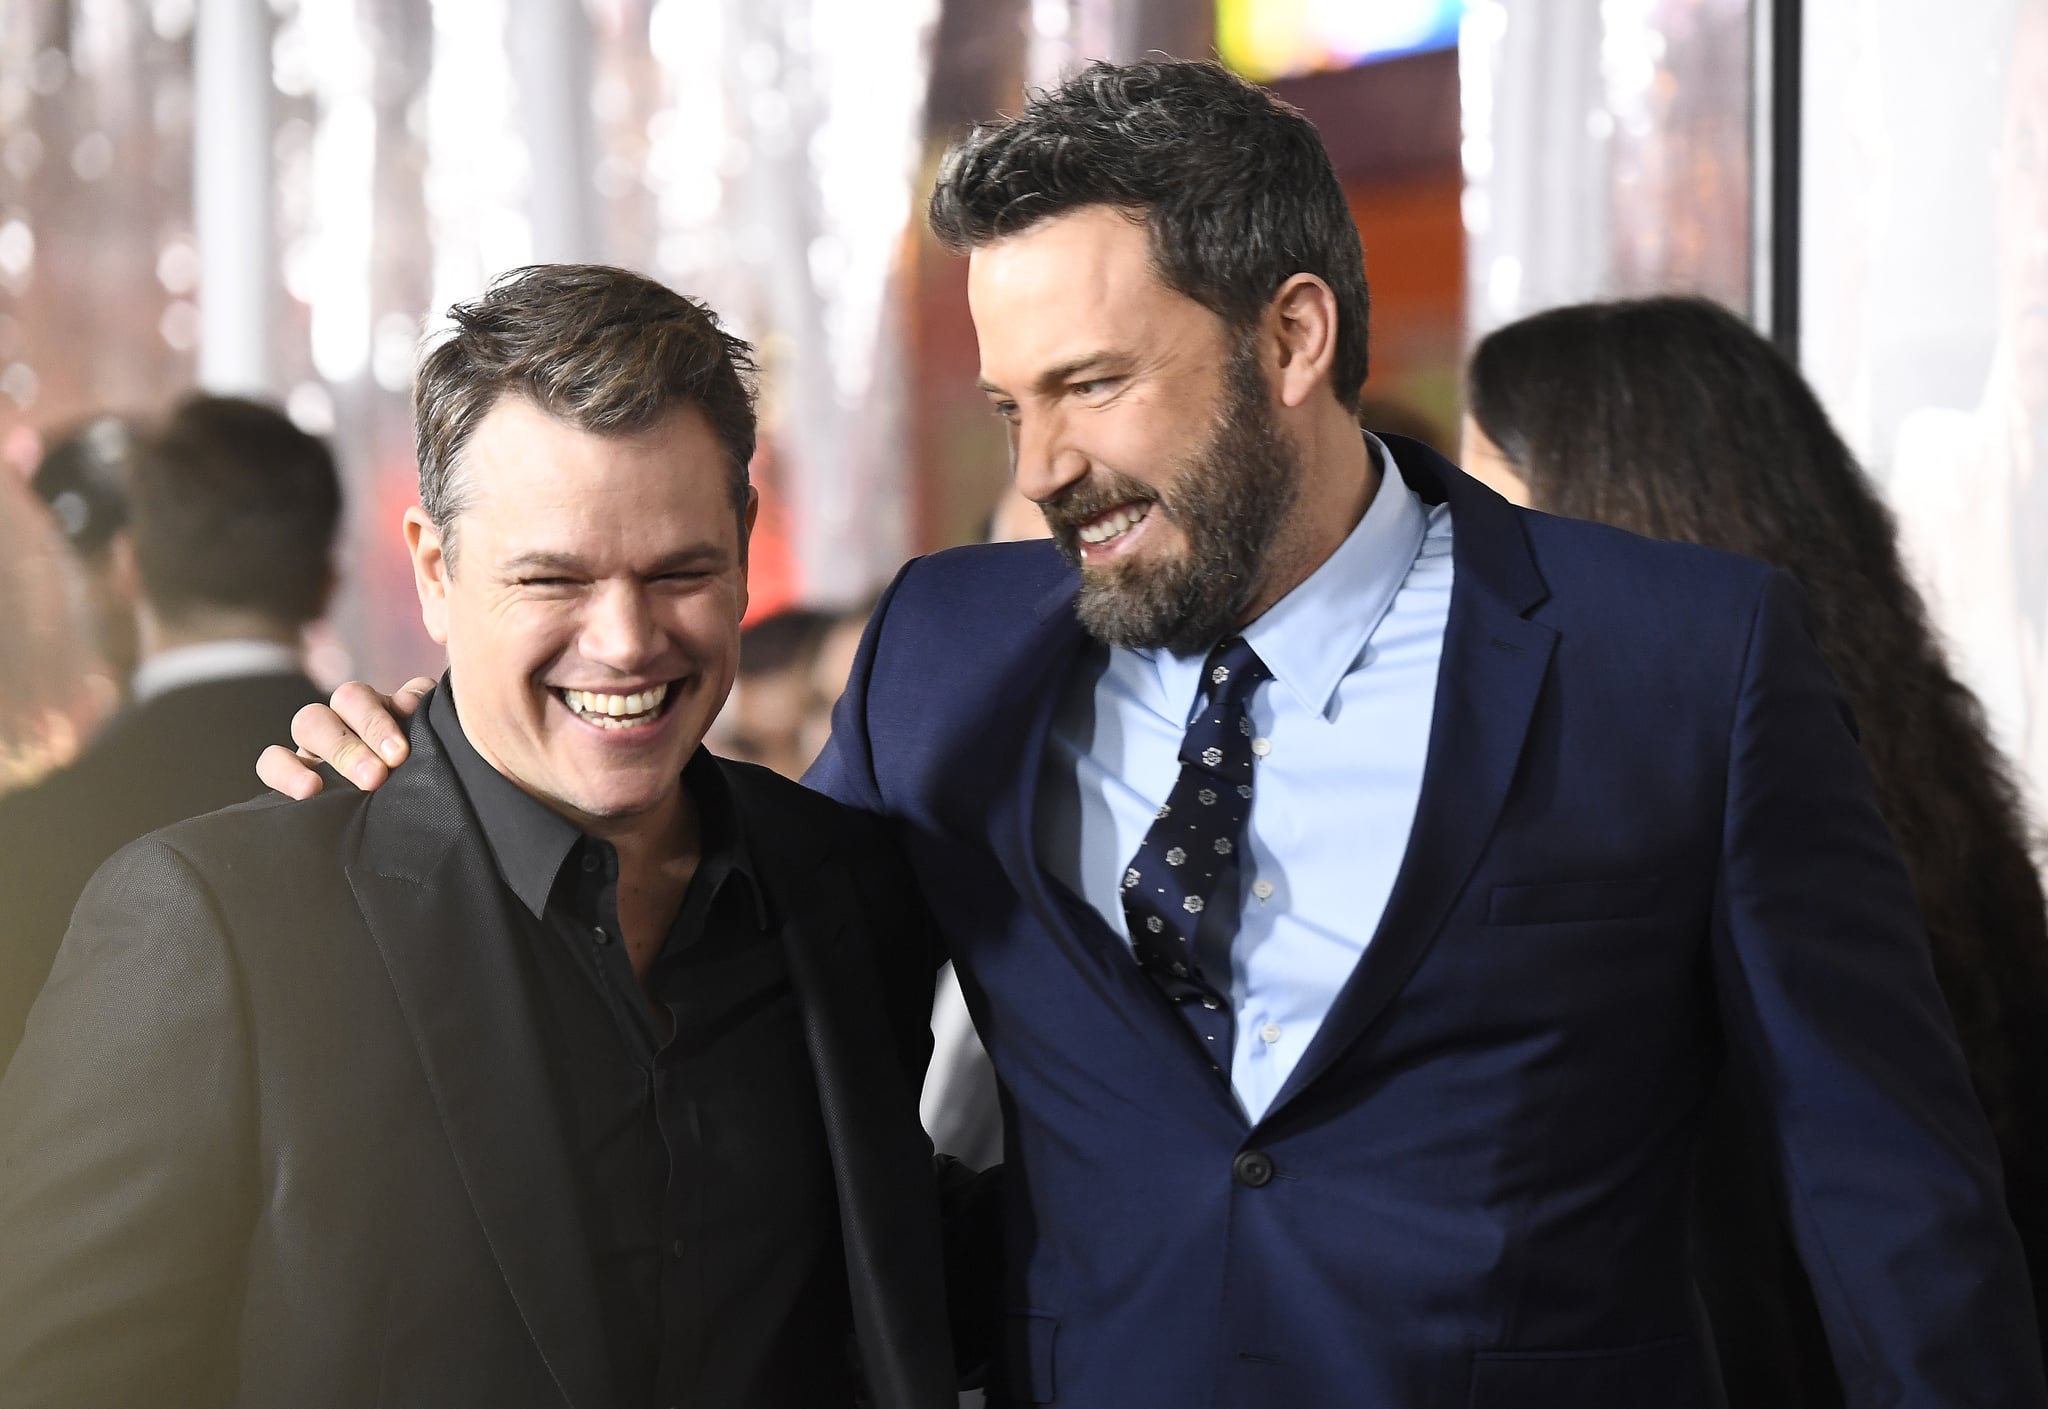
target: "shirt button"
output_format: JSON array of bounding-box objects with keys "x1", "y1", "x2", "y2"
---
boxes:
[
  {"x1": 580, "y1": 852, "x2": 599, "y2": 873},
  {"x1": 593, "y1": 926, "x2": 610, "y2": 945},
  {"x1": 1253, "y1": 880, "x2": 1275, "y2": 902},
  {"x1": 671, "y1": 1238, "x2": 685, "y2": 1258},
  {"x1": 1251, "y1": 737, "x2": 1272, "y2": 757},
  {"x1": 1201, "y1": 997, "x2": 1221, "y2": 1011},
  {"x1": 1260, "y1": 1022, "x2": 1282, "y2": 1044}
]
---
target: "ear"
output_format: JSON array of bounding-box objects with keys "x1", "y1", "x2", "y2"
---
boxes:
[
  {"x1": 403, "y1": 506, "x2": 452, "y2": 646},
  {"x1": 1267, "y1": 273, "x2": 1342, "y2": 411},
  {"x1": 735, "y1": 487, "x2": 760, "y2": 622}
]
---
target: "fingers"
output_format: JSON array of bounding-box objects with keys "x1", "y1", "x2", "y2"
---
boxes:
[
  {"x1": 291, "y1": 699, "x2": 390, "y2": 790},
  {"x1": 392, "y1": 677, "x2": 435, "y2": 717},
  {"x1": 264, "y1": 676, "x2": 431, "y2": 798},
  {"x1": 257, "y1": 744, "x2": 326, "y2": 799},
  {"x1": 330, "y1": 680, "x2": 413, "y2": 771}
]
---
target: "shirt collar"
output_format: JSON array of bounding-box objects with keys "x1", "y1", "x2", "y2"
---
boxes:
[
  {"x1": 1146, "y1": 432, "x2": 1430, "y2": 722},
  {"x1": 131, "y1": 638, "x2": 303, "y2": 705},
  {"x1": 427, "y1": 674, "x2": 764, "y2": 925}
]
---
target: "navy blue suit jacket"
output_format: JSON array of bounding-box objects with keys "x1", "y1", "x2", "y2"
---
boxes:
[{"x1": 808, "y1": 437, "x2": 2045, "y2": 1408}]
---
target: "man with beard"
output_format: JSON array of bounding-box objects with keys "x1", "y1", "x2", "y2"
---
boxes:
[{"x1": 265, "y1": 61, "x2": 2043, "y2": 1407}]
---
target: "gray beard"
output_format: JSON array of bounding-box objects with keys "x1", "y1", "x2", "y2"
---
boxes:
[{"x1": 1051, "y1": 342, "x2": 1301, "y2": 655}]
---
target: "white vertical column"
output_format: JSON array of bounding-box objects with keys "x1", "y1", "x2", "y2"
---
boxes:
[
  {"x1": 508, "y1": 0, "x2": 598, "y2": 265},
  {"x1": 194, "y1": 0, "x2": 273, "y2": 394}
]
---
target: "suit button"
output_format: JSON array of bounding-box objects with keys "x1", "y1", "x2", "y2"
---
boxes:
[{"x1": 1233, "y1": 1150, "x2": 1275, "y2": 1188}]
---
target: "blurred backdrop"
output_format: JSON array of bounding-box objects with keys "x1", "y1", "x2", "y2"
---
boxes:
[{"x1": 1, "y1": 0, "x2": 2042, "y2": 813}]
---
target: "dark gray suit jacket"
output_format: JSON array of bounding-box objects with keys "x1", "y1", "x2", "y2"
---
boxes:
[
  {"x1": 0, "y1": 703, "x2": 960, "y2": 1408},
  {"x1": 0, "y1": 670, "x2": 326, "y2": 1067}
]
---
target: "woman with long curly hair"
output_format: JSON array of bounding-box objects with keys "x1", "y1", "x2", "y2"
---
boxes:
[{"x1": 1463, "y1": 295, "x2": 2048, "y2": 1406}]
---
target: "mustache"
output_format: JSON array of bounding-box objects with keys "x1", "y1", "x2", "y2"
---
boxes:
[{"x1": 1039, "y1": 473, "x2": 1167, "y2": 539}]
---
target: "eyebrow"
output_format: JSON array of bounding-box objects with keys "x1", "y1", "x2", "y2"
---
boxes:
[{"x1": 977, "y1": 350, "x2": 1129, "y2": 398}]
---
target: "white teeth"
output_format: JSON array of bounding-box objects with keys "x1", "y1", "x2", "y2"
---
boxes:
[
  {"x1": 560, "y1": 683, "x2": 669, "y2": 724},
  {"x1": 1078, "y1": 502, "x2": 1150, "y2": 546}
]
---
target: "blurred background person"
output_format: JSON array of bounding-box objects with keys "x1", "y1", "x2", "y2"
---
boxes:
[
  {"x1": 714, "y1": 607, "x2": 837, "y2": 780},
  {"x1": 0, "y1": 394, "x2": 341, "y2": 1066},
  {"x1": 1463, "y1": 293, "x2": 2048, "y2": 1406},
  {"x1": 28, "y1": 416, "x2": 145, "y2": 706}
]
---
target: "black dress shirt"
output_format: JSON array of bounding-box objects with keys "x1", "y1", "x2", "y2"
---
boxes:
[{"x1": 430, "y1": 684, "x2": 853, "y2": 1408}]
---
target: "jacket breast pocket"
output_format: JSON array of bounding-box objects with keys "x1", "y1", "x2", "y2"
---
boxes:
[
  {"x1": 1485, "y1": 875, "x2": 1666, "y2": 927},
  {"x1": 1470, "y1": 1335, "x2": 1707, "y2": 1409}
]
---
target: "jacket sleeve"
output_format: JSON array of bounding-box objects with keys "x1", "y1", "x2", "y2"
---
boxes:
[
  {"x1": 1710, "y1": 569, "x2": 2047, "y2": 1405},
  {"x1": 0, "y1": 835, "x2": 256, "y2": 1406}
]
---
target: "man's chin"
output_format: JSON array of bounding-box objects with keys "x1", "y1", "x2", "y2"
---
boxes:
[
  {"x1": 1075, "y1": 576, "x2": 1205, "y2": 653},
  {"x1": 535, "y1": 769, "x2": 685, "y2": 826}
]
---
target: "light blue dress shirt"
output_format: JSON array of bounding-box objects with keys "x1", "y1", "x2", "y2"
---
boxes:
[{"x1": 1037, "y1": 435, "x2": 1454, "y2": 1120}]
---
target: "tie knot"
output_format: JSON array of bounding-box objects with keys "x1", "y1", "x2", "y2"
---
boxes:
[{"x1": 1201, "y1": 637, "x2": 1269, "y2": 706}]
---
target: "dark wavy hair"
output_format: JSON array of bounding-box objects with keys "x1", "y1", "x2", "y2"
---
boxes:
[
  {"x1": 1468, "y1": 294, "x2": 2048, "y2": 1307},
  {"x1": 133, "y1": 395, "x2": 341, "y2": 630},
  {"x1": 929, "y1": 59, "x2": 1371, "y2": 409}
]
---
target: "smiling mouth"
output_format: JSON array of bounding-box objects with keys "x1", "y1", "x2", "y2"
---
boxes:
[
  {"x1": 1076, "y1": 500, "x2": 1152, "y2": 548},
  {"x1": 555, "y1": 682, "x2": 675, "y2": 730}
]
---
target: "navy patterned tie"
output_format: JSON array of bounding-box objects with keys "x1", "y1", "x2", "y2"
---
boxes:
[{"x1": 1120, "y1": 636, "x2": 1270, "y2": 1068}]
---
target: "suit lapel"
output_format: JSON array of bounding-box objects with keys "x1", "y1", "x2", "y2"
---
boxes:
[
  {"x1": 347, "y1": 710, "x2": 612, "y2": 1409},
  {"x1": 988, "y1": 577, "x2": 1088, "y2": 883},
  {"x1": 978, "y1": 579, "x2": 1130, "y2": 968},
  {"x1": 1267, "y1": 442, "x2": 1558, "y2": 1117}
]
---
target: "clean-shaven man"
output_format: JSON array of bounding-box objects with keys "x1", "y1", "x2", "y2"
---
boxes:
[
  {"x1": 0, "y1": 265, "x2": 963, "y2": 1409},
  {"x1": 268, "y1": 63, "x2": 2046, "y2": 1407}
]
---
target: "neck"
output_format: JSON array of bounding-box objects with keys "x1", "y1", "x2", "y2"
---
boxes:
[
  {"x1": 591, "y1": 784, "x2": 703, "y2": 987},
  {"x1": 138, "y1": 604, "x2": 301, "y2": 661},
  {"x1": 1237, "y1": 403, "x2": 1380, "y2": 626},
  {"x1": 592, "y1": 785, "x2": 701, "y2": 879}
]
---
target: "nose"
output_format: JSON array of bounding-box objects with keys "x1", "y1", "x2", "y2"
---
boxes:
[
  {"x1": 1012, "y1": 407, "x2": 1089, "y2": 506},
  {"x1": 579, "y1": 581, "x2": 665, "y2": 673}
]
